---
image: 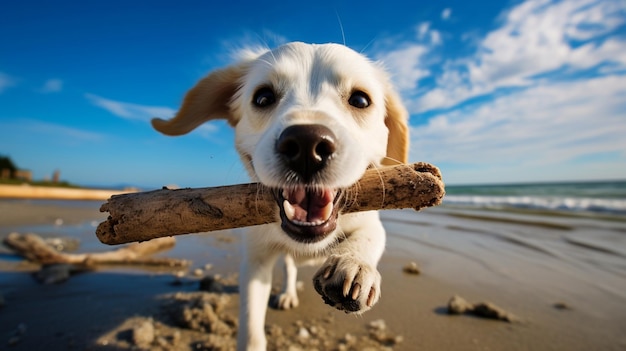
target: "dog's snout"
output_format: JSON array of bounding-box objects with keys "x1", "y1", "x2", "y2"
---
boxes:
[{"x1": 276, "y1": 124, "x2": 337, "y2": 182}]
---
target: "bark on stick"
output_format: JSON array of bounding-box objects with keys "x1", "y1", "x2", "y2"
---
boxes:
[{"x1": 96, "y1": 162, "x2": 445, "y2": 245}]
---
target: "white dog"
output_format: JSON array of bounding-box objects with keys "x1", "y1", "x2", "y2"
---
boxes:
[{"x1": 152, "y1": 42, "x2": 409, "y2": 351}]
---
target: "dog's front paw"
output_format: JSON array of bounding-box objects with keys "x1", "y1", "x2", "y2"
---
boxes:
[
  {"x1": 313, "y1": 255, "x2": 381, "y2": 313},
  {"x1": 273, "y1": 291, "x2": 299, "y2": 310}
]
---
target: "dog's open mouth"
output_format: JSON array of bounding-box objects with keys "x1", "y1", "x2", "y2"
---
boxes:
[{"x1": 274, "y1": 187, "x2": 341, "y2": 243}]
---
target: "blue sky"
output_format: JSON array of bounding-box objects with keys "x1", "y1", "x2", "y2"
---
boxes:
[{"x1": 1, "y1": 0, "x2": 625, "y2": 188}]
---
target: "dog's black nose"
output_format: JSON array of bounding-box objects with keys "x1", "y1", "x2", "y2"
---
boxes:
[{"x1": 276, "y1": 124, "x2": 337, "y2": 182}]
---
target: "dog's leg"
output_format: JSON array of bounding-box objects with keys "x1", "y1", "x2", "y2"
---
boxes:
[
  {"x1": 238, "y1": 227, "x2": 278, "y2": 351},
  {"x1": 313, "y1": 212, "x2": 386, "y2": 313},
  {"x1": 274, "y1": 253, "x2": 299, "y2": 309}
]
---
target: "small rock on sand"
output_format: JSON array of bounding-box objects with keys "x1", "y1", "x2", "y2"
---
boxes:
[
  {"x1": 472, "y1": 302, "x2": 518, "y2": 322},
  {"x1": 553, "y1": 302, "x2": 572, "y2": 310},
  {"x1": 447, "y1": 295, "x2": 518, "y2": 322},
  {"x1": 447, "y1": 295, "x2": 473, "y2": 314},
  {"x1": 199, "y1": 275, "x2": 225, "y2": 293},
  {"x1": 132, "y1": 319, "x2": 155, "y2": 348},
  {"x1": 297, "y1": 327, "x2": 311, "y2": 339},
  {"x1": 402, "y1": 261, "x2": 421, "y2": 275}
]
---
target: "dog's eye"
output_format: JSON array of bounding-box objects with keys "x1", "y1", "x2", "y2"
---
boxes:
[
  {"x1": 253, "y1": 87, "x2": 276, "y2": 108},
  {"x1": 348, "y1": 91, "x2": 370, "y2": 109}
]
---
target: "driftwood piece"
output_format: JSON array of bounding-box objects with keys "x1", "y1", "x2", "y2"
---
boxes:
[
  {"x1": 97, "y1": 162, "x2": 445, "y2": 245},
  {"x1": 3, "y1": 233, "x2": 189, "y2": 267}
]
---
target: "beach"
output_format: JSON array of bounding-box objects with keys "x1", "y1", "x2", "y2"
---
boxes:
[{"x1": 1, "y1": 196, "x2": 626, "y2": 350}]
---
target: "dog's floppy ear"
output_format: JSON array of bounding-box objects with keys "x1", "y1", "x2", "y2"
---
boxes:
[
  {"x1": 382, "y1": 88, "x2": 409, "y2": 166},
  {"x1": 152, "y1": 63, "x2": 249, "y2": 135}
]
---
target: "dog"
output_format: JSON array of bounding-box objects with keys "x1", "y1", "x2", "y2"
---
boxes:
[{"x1": 152, "y1": 42, "x2": 409, "y2": 351}]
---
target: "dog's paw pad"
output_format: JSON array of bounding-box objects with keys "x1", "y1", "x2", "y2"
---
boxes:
[{"x1": 313, "y1": 255, "x2": 381, "y2": 313}]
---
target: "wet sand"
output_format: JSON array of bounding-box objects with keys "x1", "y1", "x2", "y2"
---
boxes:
[{"x1": 1, "y1": 200, "x2": 626, "y2": 350}]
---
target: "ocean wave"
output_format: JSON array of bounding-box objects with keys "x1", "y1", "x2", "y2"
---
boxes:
[{"x1": 443, "y1": 195, "x2": 626, "y2": 215}]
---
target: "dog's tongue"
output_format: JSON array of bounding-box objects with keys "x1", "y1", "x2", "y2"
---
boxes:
[{"x1": 282, "y1": 187, "x2": 335, "y2": 225}]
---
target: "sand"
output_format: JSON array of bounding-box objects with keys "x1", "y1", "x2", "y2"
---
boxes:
[
  {"x1": 1, "y1": 199, "x2": 626, "y2": 350},
  {"x1": 0, "y1": 184, "x2": 133, "y2": 201}
]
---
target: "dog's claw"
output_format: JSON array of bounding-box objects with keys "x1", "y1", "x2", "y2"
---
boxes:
[
  {"x1": 351, "y1": 283, "x2": 361, "y2": 300},
  {"x1": 323, "y1": 265, "x2": 333, "y2": 279},
  {"x1": 366, "y1": 287, "x2": 377, "y2": 307},
  {"x1": 313, "y1": 255, "x2": 381, "y2": 313}
]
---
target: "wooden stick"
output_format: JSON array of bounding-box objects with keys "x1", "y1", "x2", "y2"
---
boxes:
[
  {"x1": 96, "y1": 162, "x2": 445, "y2": 245},
  {"x1": 3, "y1": 233, "x2": 189, "y2": 267}
]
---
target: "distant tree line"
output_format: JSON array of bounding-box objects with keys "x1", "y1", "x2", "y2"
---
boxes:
[
  {"x1": 0, "y1": 155, "x2": 18, "y2": 178},
  {"x1": 0, "y1": 155, "x2": 76, "y2": 187}
]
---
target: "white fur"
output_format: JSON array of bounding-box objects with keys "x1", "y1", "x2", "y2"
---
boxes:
[{"x1": 152, "y1": 42, "x2": 409, "y2": 351}]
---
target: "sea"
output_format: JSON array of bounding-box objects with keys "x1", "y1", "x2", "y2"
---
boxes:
[{"x1": 443, "y1": 180, "x2": 626, "y2": 216}]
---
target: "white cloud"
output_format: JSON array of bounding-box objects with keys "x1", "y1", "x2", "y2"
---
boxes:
[
  {"x1": 410, "y1": 74, "x2": 626, "y2": 183},
  {"x1": 385, "y1": 0, "x2": 626, "y2": 184},
  {"x1": 378, "y1": 45, "x2": 431, "y2": 90},
  {"x1": 416, "y1": 22, "x2": 442, "y2": 45},
  {"x1": 415, "y1": 0, "x2": 626, "y2": 113},
  {"x1": 85, "y1": 93, "x2": 177, "y2": 122},
  {"x1": 1, "y1": 119, "x2": 105, "y2": 142},
  {"x1": 85, "y1": 93, "x2": 219, "y2": 136},
  {"x1": 0, "y1": 72, "x2": 16, "y2": 93},
  {"x1": 374, "y1": 22, "x2": 444, "y2": 91},
  {"x1": 441, "y1": 8, "x2": 452, "y2": 20},
  {"x1": 39, "y1": 79, "x2": 63, "y2": 93}
]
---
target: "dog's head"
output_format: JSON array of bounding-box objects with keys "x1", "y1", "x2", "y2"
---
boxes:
[{"x1": 153, "y1": 42, "x2": 408, "y2": 247}]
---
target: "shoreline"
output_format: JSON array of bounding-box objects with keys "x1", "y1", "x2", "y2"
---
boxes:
[
  {"x1": 1, "y1": 200, "x2": 625, "y2": 350},
  {"x1": 0, "y1": 184, "x2": 136, "y2": 201}
]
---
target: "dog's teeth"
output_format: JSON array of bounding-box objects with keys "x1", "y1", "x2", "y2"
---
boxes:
[
  {"x1": 320, "y1": 201, "x2": 334, "y2": 222},
  {"x1": 283, "y1": 200, "x2": 296, "y2": 221}
]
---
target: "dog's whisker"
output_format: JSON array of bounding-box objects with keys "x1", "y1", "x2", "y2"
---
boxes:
[
  {"x1": 368, "y1": 162, "x2": 386, "y2": 211},
  {"x1": 381, "y1": 155, "x2": 403, "y2": 165},
  {"x1": 334, "y1": 11, "x2": 347, "y2": 47},
  {"x1": 360, "y1": 35, "x2": 380, "y2": 55}
]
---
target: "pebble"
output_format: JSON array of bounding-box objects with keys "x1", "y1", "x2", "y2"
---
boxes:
[
  {"x1": 343, "y1": 333, "x2": 357, "y2": 344},
  {"x1": 132, "y1": 319, "x2": 155, "y2": 348},
  {"x1": 448, "y1": 295, "x2": 473, "y2": 314},
  {"x1": 199, "y1": 276, "x2": 225, "y2": 293},
  {"x1": 554, "y1": 302, "x2": 572, "y2": 310},
  {"x1": 403, "y1": 261, "x2": 421, "y2": 275},
  {"x1": 297, "y1": 327, "x2": 311, "y2": 339},
  {"x1": 174, "y1": 271, "x2": 186, "y2": 278},
  {"x1": 472, "y1": 302, "x2": 518, "y2": 322},
  {"x1": 368, "y1": 319, "x2": 387, "y2": 331}
]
